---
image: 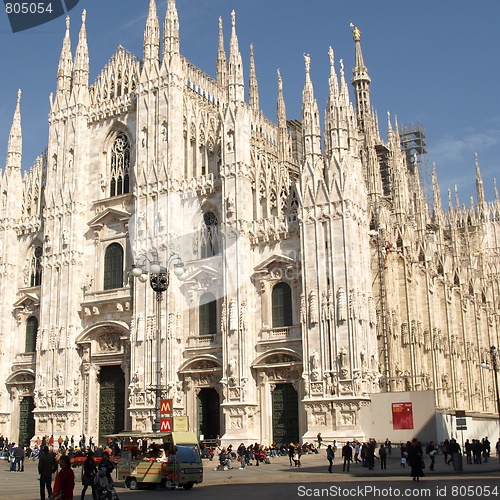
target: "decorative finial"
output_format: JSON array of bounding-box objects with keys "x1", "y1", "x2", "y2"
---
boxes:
[
  {"x1": 82, "y1": 9, "x2": 86, "y2": 23},
  {"x1": 350, "y1": 22, "x2": 361, "y2": 42},
  {"x1": 277, "y1": 68, "x2": 282, "y2": 88},
  {"x1": 304, "y1": 53, "x2": 310, "y2": 74},
  {"x1": 17, "y1": 89, "x2": 21, "y2": 102},
  {"x1": 231, "y1": 10, "x2": 236, "y2": 28},
  {"x1": 66, "y1": 15, "x2": 70, "y2": 31},
  {"x1": 219, "y1": 16, "x2": 222, "y2": 31},
  {"x1": 328, "y1": 46, "x2": 334, "y2": 67}
]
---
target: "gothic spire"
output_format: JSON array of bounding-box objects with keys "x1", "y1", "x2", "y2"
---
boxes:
[
  {"x1": 325, "y1": 46, "x2": 350, "y2": 158},
  {"x1": 216, "y1": 16, "x2": 227, "y2": 87},
  {"x1": 301, "y1": 53, "x2": 321, "y2": 158},
  {"x1": 277, "y1": 69, "x2": 289, "y2": 163},
  {"x1": 5, "y1": 89, "x2": 22, "y2": 171},
  {"x1": 432, "y1": 163, "x2": 444, "y2": 226},
  {"x1": 228, "y1": 10, "x2": 244, "y2": 102},
  {"x1": 350, "y1": 23, "x2": 371, "y2": 132},
  {"x1": 163, "y1": 0, "x2": 179, "y2": 59},
  {"x1": 57, "y1": 16, "x2": 73, "y2": 98},
  {"x1": 249, "y1": 44, "x2": 259, "y2": 113},
  {"x1": 475, "y1": 152, "x2": 487, "y2": 219},
  {"x1": 72, "y1": 10, "x2": 89, "y2": 95},
  {"x1": 144, "y1": 0, "x2": 160, "y2": 63}
]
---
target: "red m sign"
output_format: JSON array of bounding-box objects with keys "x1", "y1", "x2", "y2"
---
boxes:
[
  {"x1": 160, "y1": 417, "x2": 172, "y2": 433},
  {"x1": 160, "y1": 399, "x2": 172, "y2": 415}
]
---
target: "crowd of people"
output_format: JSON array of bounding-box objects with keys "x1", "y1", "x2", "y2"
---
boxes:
[
  {"x1": 321, "y1": 435, "x2": 500, "y2": 481},
  {"x1": 0, "y1": 433, "x2": 120, "y2": 500},
  {"x1": 201, "y1": 440, "x2": 325, "y2": 471}
]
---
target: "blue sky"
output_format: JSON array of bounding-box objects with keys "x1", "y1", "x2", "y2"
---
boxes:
[{"x1": 0, "y1": 0, "x2": 499, "y2": 206}]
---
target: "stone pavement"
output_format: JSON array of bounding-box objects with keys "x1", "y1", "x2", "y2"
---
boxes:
[
  {"x1": 203, "y1": 450, "x2": 500, "y2": 483},
  {"x1": 1, "y1": 451, "x2": 499, "y2": 499}
]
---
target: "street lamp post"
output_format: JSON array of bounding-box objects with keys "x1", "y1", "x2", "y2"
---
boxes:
[{"x1": 131, "y1": 254, "x2": 184, "y2": 432}]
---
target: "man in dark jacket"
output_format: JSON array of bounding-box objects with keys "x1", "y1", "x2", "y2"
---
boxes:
[
  {"x1": 13, "y1": 443, "x2": 25, "y2": 471},
  {"x1": 38, "y1": 446, "x2": 57, "y2": 500},
  {"x1": 342, "y1": 442, "x2": 353, "y2": 472}
]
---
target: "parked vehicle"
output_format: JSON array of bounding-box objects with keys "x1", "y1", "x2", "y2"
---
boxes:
[{"x1": 117, "y1": 431, "x2": 203, "y2": 491}]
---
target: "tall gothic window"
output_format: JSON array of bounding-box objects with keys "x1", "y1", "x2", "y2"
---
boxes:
[
  {"x1": 272, "y1": 282, "x2": 292, "y2": 328},
  {"x1": 103, "y1": 243, "x2": 124, "y2": 290},
  {"x1": 200, "y1": 211, "x2": 220, "y2": 258},
  {"x1": 199, "y1": 292, "x2": 217, "y2": 336},
  {"x1": 110, "y1": 133, "x2": 130, "y2": 197},
  {"x1": 25, "y1": 316, "x2": 38, "y2": 352},
  {"x1": 30, "y1": 246, "x2": 43, "y2": 287}
]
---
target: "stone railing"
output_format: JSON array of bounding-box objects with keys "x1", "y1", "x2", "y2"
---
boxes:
[{"x1": 259, "y1": 325, "x2": 301, "y2": 342}]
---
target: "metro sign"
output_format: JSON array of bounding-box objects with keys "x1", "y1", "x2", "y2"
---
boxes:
[
  {"x1": 160, "y1": 399, "x2": 173, "y2": 415},
  {"x1": 160, "y1": 417, "x2": 172, "y2": 432}
]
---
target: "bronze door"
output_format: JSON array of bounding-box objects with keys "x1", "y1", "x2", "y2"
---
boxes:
[
  {"x1": 98, "y1": 365, "x2": 125, "y2": 442},
  {"x1": 272, "y1": 383, "x2": 299, "y2": 445},
  {"x1": 18, "y1": 396, "x2": 35, "y2": 446}
]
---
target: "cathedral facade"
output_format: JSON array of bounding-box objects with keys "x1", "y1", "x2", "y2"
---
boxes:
[{"x1": 0, "y1": 0, "x2": 499, "y2": 446}]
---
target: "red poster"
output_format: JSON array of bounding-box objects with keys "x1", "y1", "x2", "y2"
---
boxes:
[{"x1": 392, "y1": 402, "x2": 414, "y2": 430}]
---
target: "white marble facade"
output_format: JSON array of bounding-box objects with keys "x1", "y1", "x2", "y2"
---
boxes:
[{"x1": 0, "y1": 1, "x2": 499, "y2": 445}]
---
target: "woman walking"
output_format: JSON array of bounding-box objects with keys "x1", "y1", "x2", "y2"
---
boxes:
[
  {"x1": 81, "y1": 450, "x2": 97, "y2": 500},
  {"x1": 52, "y1": 454, "x2": 75, "y2": 500},
  {"x1": 408, "y1": 438, "x2": 425, "y2": 482}
]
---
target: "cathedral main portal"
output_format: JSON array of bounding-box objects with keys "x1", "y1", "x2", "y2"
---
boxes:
[
  {"x1": 272, "y1": 383, "x2": 299, "y2": 445},
  {"x1": 196, "y1": 388, "x2": 220, "y2": 441},
  {"x1": 98, "y1": 366, "x2": 125, "y2": 442}
]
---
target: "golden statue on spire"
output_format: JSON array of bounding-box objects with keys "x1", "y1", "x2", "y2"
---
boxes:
[{"x1": 350, "y1": 22, "x2": 361, "y2": 42}]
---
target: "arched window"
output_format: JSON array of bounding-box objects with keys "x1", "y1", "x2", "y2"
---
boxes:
[
  {"x1": 25, "y1": 316, "x2": 38, "y2": 352},
  {"x1": 272, "y1": 282, "x2": 292, "y2": 328},
  {"x1": 103, "y1": 243, "x2": 124, "y2": 290},
  {"x1": 200, "y1": 211, "x2": 220, "y2": 258},
  {"x1": 199, "y1": 292, "x2": 217, "y2": 336},
  {"x1": 30, "y1": 246, "x2": 43, "y2": 287},
  {"x1": 110, "y1": 133, "x2": 131, "y2": 197}
]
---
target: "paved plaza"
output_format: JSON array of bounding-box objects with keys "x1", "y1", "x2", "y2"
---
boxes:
[{"x1": 1, "y1": 451, "x2": 499, "y2": 500}]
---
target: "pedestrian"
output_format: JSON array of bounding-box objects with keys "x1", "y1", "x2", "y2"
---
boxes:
[
  {"x1": 14, "y1": 442, "x2": 25, "y2": 471},
  {"x1": 400, "y1": 443, "x2": 407, "y2": 467},
  {"x1": 80, "y1": 450, "x2": 98, "y2": 500},
  {"x1": 326, "y1": 444, "x2": 335, "y2": 473},
  {"x1": 293, "y1": 443, "x2": 302, "y2": 467},
  {"x1": 482, "y1": 437, "x2": 491, "y2": 463},
  {"x1": 426, "y1": 441, "x2": 436, "y2": 471},
  {"x1": 342, "y1": 442, "x2": 352, "y2": 472},
  {"x1": 378, "y1": 444, "x2": 387, "y2": 469},
  {"x1": 464, "y1": 439, "x2": 472, "y2": 464},
  {"x1": 38, "y1": 445, "x2": 58, "y2": 500},
  {"x1": 98, "y1": 451, "x2": 115, "y2": 485},
  {"x1": 288, "y1": 443, "x2": 295, "y2": 466},
  {"x1": 237, "y1": 442, "x2": 247, "y2": 469},
  {"x1": 447, "y1": 438, "x2": 460, "y2": 465},
  {"x1": 496, "y1": 438, "x2": 500, "y2": 463},
  {"x1": 353, "y1": 441, "x2": 360, "y2": 464},
  {"x1": 9, "y1": 442, "x2": 16, "y2": 472},
  {"x1": 317, "y1": 432, "x2": 323, "y2": 449},
  {"x1": 442, "y1": 439, "x2": 450, "y2": 464},
  {"x1": 52, "y1": 454, "x2": 75, "y2": 500},
  {"x1": 408, "y1": 438, "x2": 425, "y2": 482},
  {"x1": 366, "y1": 441, "x2": 376, "y2": 470},
  {"x1": 384, "y1": 438, "x2": 392, "y2": 455}
]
